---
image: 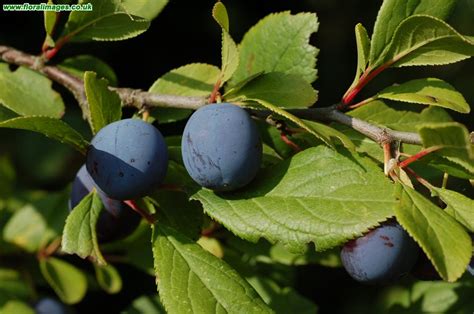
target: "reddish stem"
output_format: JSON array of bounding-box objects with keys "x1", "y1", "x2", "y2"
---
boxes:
[
  {"x1": 43, "y1": 35, "x2": 70, "y2": 61},
  {"x1": 280, "y1": 134, "x2": 302, "y2": 152},
  {"x1": 404, "y1": 167, "x2": 434, "y2": 190},
  {"x1": 37, "y1": 238, "x2": 61, "y2": 260},
  {"x1": 348, "y1": 96, "x2": 377, "y2": 110},
  {"x1": 208, "y1": 78, "x2": 222, "y2": 103},
  {"x1": 341, "y1": 63, "x2": 391, "y2": 107},
  {"x1": 123, "y1": 200, "x2": 156, "y2": 224},
  {"x1": 383, "y1": 142, "x2": 392, "y2": 175},
  {"x1": 398, "y1": 146, "x2": 442, "y2": 169},
  {"x1": 201, "y1": 222, "x2": 221, "y2": 237}
]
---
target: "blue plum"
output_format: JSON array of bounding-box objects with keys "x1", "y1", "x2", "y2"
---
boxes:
[
  {"x1": 340, "y1": 223, "x2": 419, "y2": 284},
  {"x1": 70, "y1": 165, "x2": 141, "y2": 242},
  {"x1": 86, "y1": 119, "x2": 168, "y2": 200},
  {"x1": 35, "y1": 297, "x2": 67, "y2": 314},
  {"x1": 467, "y1": 257, "x2": 474, "y2": 276},
  {"x1": 181, "y1": 103, "x2": 262, "y2": 191}
]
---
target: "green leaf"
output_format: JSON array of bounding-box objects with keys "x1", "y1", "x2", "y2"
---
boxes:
[
  {"x1": 3, "y1": 192, "x2": 68, "y2": 252},
  {"x1": 84, "y1": 71, "x2": 122, "y2": 134},
  {"x1": 152, "y1": 223, "x2": 273, "y2": 314},
  {"x1": 226, "y1": 72, "x2": 317, "y2": 108},
  {"x1": 0, "y1": 269, "x2": 30, "y2": 301},
  {"x1": 59, "y1": 55, "x2": 118, "y2": 86},
  {"x1": 220, "y1": 30, "x2": 239, "y2": 85},
  {"x1": 212, "y1": 2, "x2": 229, "y2": 32},
  {"x1": 40, "y1": 257, "x2": 88, "y2": 304},
  {"x1": 349, "y1": 23, "x2": 371, "y2": 89},
  {"x1": 369, "y1": 0, "x2": 456, "y2": 65},
  {"x1": 212, "y1": 2, "x2": 239, "y2": 84},
  {"x1": 418, "y1": 122, "x2": 474, "y2": 178},
  {"x1": 122, "y1": 0, "x2": 168, "y2": 21},
  {"x1": 231, "y1": 12, "x2": 319, "y2": 85},
  {"x1": 0, "y1": 105, "x2": 18, "y2": 122},
  {"x1": 123, "y1": 295, "x2": 166, "y2": 314},
  {"x1": 350, "y1": 100, "x2": 453, "y2": 132},
  {"x1": 248, "y1": 99, "x2": 332, "y2": 147},
  {"x1": 0, "y1": 64, "x2": 64, "y2": 118},
  {"x1": 394, "y1": 184, "x2": 471, "y2": 282},
  {"x1": 378, "y1": 78, "x2": 470, "y2": 113},
  {"x1": 227, "y1": 237, "x2": 341, "y2": 267},
  {"x1": 192, "y1": 146, "x2": 396, "y2": 252},
  {"x1": 43, "y1": 0, "x2": 57, "y2": 40},
  {"x1": 94, "y1": 264, "x2": 122, "y2": 294},
  {"x1": 62, "y1": 191, "x2": 106, "y2": 265},
  {"x1": 0, "y1": 300, "x2": 34, "y2": 314},
  {"x1": 433, "y1": 187, "x2": 474, "y2": 232},
  {"x1": 355, "y1": 24, "x2": 370, "y2": 75},
  {"x1": 374, "y1": 15, "x2": 474, "y2": 68},
  {"x1": 149, "y1": 63, "x2": 220, "y2": 123},
  {"x1": 302, "y1": 120, "x2": 355, "y2": 151},
  {"x1": 376, "y1": 278, "x2": 474, "y2": 313},
  {"x1": 64, "y1": 0, "x2": 150, "y2": 41},
  {"x1": 0, "y1": 116, "x2": 89, "y2": 155},
  {"x1": 247, "y1": 277, "x2": 318, "y2": 314}
]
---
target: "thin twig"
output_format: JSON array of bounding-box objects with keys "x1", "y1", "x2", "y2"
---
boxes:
[{"x1": 1, "y1": 45, "x2": 468, "y2": 147}]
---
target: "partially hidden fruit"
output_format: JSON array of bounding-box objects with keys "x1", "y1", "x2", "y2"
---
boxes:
[
  {"x1": 86, "y1": 119, "x2": 168, "y2": 200},
  {"x1": 35, "y1": 297, "x2": 68, "y2": 314},
  {"x1": 341, "y1": 222, "x2": 419, "y2": 284},
  {"x1": 181, "y1": 103, "x2": 262, "y2": 191},
  {"x1": 70, "y1": 165, "x2": 141, "y2": 242}
]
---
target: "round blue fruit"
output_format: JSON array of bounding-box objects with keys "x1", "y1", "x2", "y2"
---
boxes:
[
  {"x1": 181, "y1": 103, "x2": 262, "y2": 191},
  {"x1": 70, "y1": 165, "x2": 141, "y2": 242},
  {"x1": 341, "y1": 223, "x2": 419, "y2": 284},
  {"x1": 35, "y1": 297, "x2": 67, "y2": 314},
  {"x1": 86, "y1": 119, "x2": 168, "y2": 200}
]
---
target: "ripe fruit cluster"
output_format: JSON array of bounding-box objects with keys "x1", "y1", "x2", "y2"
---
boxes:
[
  {"x1": 340, "y1": 222, "x2": 419, "y2": 284},
  {"x1": 71, "y1": 104, "x2": 262, "y2": 241}
]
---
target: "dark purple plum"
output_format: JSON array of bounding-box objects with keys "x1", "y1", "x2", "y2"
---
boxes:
[
  {"x1": 181, "y1": 103, "x2": 262, "y2": 191},
  {"x1": 86, "y1": 118, "x2": 168, "y2": 200},
  {"x1": 341, "y1": 223, "x2": 419, "y2": 284},
  {"x1": 70, "y1": 165, "x2": 141, "y2": 242},
  {"x1": 35, "y1": 297, "x2": 67, "y2": 314}
]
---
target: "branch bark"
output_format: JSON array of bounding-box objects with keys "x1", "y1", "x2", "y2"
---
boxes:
[{"x1": 0, "y1": 45, "x2": 434, "y2": 146}]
